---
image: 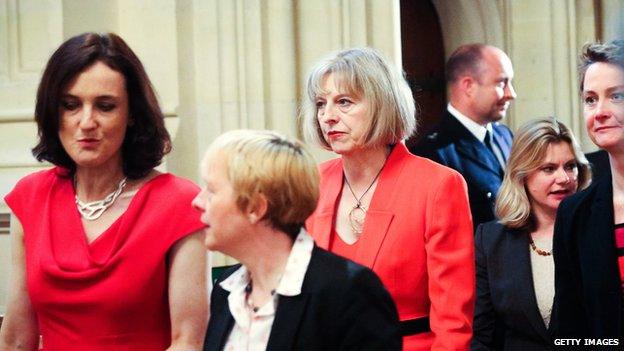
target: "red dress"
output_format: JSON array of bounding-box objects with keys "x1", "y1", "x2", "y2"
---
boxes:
[{"x1": 4, "y1": 167, "x2": 205, "y2": 351}]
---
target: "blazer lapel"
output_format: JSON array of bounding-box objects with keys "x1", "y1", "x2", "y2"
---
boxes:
[
  {"x1": 508, "y1": 230, "x2": 551, "y2": 343},
  {"x1": 266, "y1": 293, "x2": 310, "y2": 351},
  {"x1": 353, "y1": 144, "x2": 409, "y2": 267},
  {"x1": 313, "y1": 161, "x2": 344, "y2": 249},
  {"x1": 355, "y1": 211, "x2": 394, "y2": 267},
  {"x1": 456, "y1": 138, "x2": 504, "y2": 177},
  {"x1": 580, "y1": 177, "x2": 621, "y2": 326},
  {"x1": 312, "y1": 212, "x2": 334, "y2": 250},
  {"x1": 203, "y1": 287, "x2": 235, "y2": 351},
  {"x1": 443, "y1": 113, "x2": 503, "y2": 177},
  {"x1": 585, "y1": 177, "x2": 615, "y2": 257}
]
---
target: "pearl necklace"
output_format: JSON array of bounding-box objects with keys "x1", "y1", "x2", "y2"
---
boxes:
[{"x1": 75, "y1": 177, "x2": 128, "y2": 221}]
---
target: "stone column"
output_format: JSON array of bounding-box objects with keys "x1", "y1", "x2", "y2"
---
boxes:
[{"x1": 502, "y1": 0, "x2": 596, "y2": 149}]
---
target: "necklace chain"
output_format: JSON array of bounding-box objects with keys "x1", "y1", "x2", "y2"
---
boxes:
[
  {"x1": 245, "y1": 279, "x2": 276, "y2": 313},
  {"x1": 344, "y1": 163, "x2": 386, "y2": 236},
  {"x1": 529, "y1": 236, "x2": 552, "y2": 256},
  {"x1": 75, "y1": 176, "x2": 128, "y2": 221}
]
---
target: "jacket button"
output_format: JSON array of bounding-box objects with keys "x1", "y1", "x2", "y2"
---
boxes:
[{"x1": 486, "y1": 192, "x2": 492, "y2": 199}]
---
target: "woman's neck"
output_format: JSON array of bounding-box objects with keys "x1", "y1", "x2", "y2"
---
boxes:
[
  {"x1": 342, "y1": 145, "x2": 391, "y2": 187},
  {"x1": 74, "y1": 165, "x2": 126, "y2": 201},
  {"x1": 237, "y1": 226, "x2": 294, "y2": 296},
  {"x1": 531, "y1": 205, "x2": 556, "y2": 237}
]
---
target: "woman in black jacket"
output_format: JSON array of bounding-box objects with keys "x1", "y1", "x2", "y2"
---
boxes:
[
  {"x1": 192, "y1": 130, "x2": 401, "y2": 351},
  {"x1": 552, "y1": 39, "x2": 624, "y2": 340},
  {"x1": 473, "y1": 118, "x2": 591, "y2": 350}
]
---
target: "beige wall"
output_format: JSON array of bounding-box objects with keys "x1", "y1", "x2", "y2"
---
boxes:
[{"x1": 0, "y1": 0, "x2": 620, "y2": 313}]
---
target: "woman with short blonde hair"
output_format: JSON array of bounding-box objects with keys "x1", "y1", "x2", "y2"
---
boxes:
[
  {"x1": 473, "y1": 118, "x2": 590, "y2": 350},
  {"x1": 203, "y1": 129, "x2": 319, "y2": 239},
  {"x1": 195, "y1": 130, "x2": 401, "y2": 351}
]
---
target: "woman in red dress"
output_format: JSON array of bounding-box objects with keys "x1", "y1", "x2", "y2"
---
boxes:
[
  {"x1": 303, "y1": 47, "x2": 475, "y2": 350},
  {"x1": 0, "y1": 33, "x2": 208, "y2": 351}
]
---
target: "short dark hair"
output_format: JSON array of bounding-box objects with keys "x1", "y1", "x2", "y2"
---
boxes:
[
  {"x1": 32, "y1": 32, "x2": 171, "y2": 179},
  {"x1": 445, "y1": 43, "x2": 487, "y2": 83},
  {"x1": 578, "y1": 40, "x2": 624, "y2": 91}
]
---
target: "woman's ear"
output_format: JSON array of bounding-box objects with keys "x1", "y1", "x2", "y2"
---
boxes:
[{"x1": 248, "y1": 193, "x2": 268, "y2": 224}]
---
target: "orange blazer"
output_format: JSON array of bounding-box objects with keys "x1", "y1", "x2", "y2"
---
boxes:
[{"x1": 306, "y1": 143, "x2": 475, "y2": 351}]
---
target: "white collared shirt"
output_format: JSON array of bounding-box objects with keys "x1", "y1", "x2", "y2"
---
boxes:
[
  {"x1": 447, "y1": 103, "x2": 506, "y2": 167},
  {"x1": 220, "y1": 230, "x2": 315, "y2": 351}
]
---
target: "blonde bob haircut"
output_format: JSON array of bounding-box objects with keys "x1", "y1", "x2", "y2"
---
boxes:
[
  {"x1": 301, "y1": 47, "x2": 417, "y2": 150},
  {"x1": 203, "y1": 129, "x2": 319, "y2": 240},
  {"x1": 496, "y1": 118, "x2": 591, "y2": 230}
]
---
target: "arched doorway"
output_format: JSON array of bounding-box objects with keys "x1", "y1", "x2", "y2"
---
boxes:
[{"x1": 400, "y1": 0, "x2": 446, "y2": 148}]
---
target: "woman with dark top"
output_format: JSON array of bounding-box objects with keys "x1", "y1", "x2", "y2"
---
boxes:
[
  {"x1": 194, "y1": 130, "x2": 401, "y2": 351},
  {"x1": 472, "y1": 118, "x2": 590, "y2": 350},
  {"x1": 552, "y1": 39, "x2": 624, "y2": 340},
  {"x1": 303, "y1": 47, "x2": 475, "y2": 350},
  {"x1": 0, "y1": 33, "x2": 207, "y2": 350}
]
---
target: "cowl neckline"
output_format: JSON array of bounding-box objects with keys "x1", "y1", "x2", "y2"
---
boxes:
[{"x1": 41, "y1": 173, "x2": 171, "y2": 279}]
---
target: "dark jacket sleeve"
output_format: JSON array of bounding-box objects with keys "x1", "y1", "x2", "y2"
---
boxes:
[
  {"x1": 411, "y1": 139, "x2": 444, "y2": 165},
  {"x1": 337, "y1": 266, "x2": 402, "y2": 351},
  {"x1": 551, "y1": 199, "x2": 589, "y2": 338},
  {"x1": 471, "y1": 223, "x2": 500, "y2": 350}
]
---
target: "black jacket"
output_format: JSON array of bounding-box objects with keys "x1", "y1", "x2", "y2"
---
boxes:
[
  {"x1": 585, "y1": 149, "x2": 610, "y2": 180},
  {"x1": 552, "y1": 174, "x2": 623, "y2": 340},
  {"x1": 472, "y1": 221, "x2": 553, "y2": 350},
  {"x1": 410, "y1": 110, "x2": 513, "y2": 228},
  {"x1": 203, "y1": 246, "x2": 401, "y2": 351}
]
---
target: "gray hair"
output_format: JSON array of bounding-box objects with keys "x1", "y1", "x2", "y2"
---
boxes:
[{"x1": 301, "y1": 47, "x2": 416, "y2": 150}]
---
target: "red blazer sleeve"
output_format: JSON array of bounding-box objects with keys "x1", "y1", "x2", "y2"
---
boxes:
[{"x1": 424, "y1": 170, "x2": 475, "y2": 350}]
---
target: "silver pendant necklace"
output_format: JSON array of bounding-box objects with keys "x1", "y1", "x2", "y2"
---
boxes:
[
  {"x1": 343, "y1": 163, "x2": 385, "y2": 236},
  {"x1": 75, "y1": 176, "x2": 128, "y2": 221}
]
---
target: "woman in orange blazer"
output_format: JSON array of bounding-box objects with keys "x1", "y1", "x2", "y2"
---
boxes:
[{"x1": 303, "y1": 47, "x2": 475, "y2": 351}]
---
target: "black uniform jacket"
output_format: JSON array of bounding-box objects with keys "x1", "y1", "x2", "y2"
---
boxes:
[{"x1": 410, "y1": 110, "x2": 512, "y2": 228}]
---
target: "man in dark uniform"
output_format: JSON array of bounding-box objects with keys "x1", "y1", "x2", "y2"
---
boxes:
[{"x1": 411, "y1": 44, "x2": 516, "y2": 228}]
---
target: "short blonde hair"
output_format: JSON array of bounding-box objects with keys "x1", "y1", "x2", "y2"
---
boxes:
[
  {"x1": 496, "y1": 118, "x2": 591, "y2": 230},
  {"x1": 203, "y1": 130, "x2": 319, "y2": 239},
  {"x1": 301, "y1": 47, "x2": 416, "y2": 150}
]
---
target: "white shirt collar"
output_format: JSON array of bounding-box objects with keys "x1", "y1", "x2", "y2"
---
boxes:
[
  {"x1": 220, "y1": 229, "x2": 315, "y2": 297},
  {"x1": 219, "y1": 230, "x2": 315, "y2": 349},
  {"x1": 447, "y1": 103, "x2": 493, "y2": 143}
]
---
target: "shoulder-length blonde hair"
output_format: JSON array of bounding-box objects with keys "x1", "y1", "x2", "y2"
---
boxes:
[
  {"x1": 301, "y1": 47, "x2": 416, "y2": 150},
  {"x1": 496, "y1": 118, "x2": 592, "y2": 230}
]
